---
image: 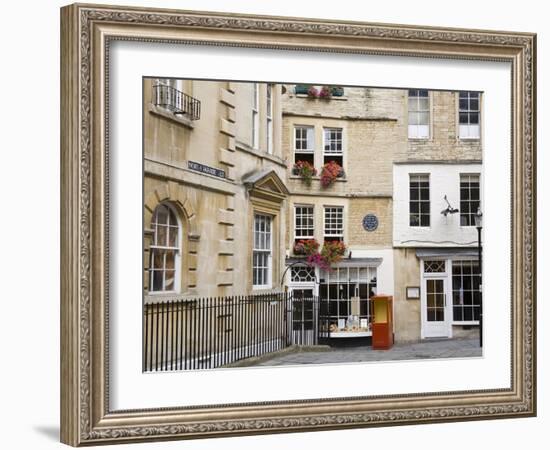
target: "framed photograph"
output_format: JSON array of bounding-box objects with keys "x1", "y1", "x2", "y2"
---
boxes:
[
  {"x1": 406, "y1": 286, "x2": 420, "y2": 300},
  {"x1": 60, "y1": 3, "x2": 536, "y2": 446}
]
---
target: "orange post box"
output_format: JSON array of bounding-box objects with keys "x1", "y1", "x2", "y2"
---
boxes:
[{"x1": 371, "y1": 295, "x2": 394, "y2": 350}]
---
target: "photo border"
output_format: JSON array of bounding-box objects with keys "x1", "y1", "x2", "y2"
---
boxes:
[{"x1": 60, "y1": 3, "x2": 536, "y2": 446}]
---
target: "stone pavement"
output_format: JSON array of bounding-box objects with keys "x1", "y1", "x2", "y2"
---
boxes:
[{"x1": 254, "y1": 338, "x2": 482, "y2": 367}]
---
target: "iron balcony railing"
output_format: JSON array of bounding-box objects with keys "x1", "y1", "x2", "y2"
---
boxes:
[{"x1": 152, "y1": 84, "x2": 201, "y2": 121}]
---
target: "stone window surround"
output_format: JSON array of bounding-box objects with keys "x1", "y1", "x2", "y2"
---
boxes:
[
  {"x1": 144, "y1": 185, "x2": 201, "y2": 301},
  {"x1": 290, "y1": 122, "x2": 348, "y2": 181}
]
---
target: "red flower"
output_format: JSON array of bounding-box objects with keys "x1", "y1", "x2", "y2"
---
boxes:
[
  {"x1": 293, "y1": 161, "x2": 317, "y2": 186},
  {"x1": 320, "y1": 161, "x2": 343, "y2": 188}
]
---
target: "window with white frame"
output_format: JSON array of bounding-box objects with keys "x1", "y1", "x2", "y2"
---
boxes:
[
  {"x1": 253, "y1": 214, "x2": 272, "y2": 288},
  {"x1": 290, "y1": 265, "x2": 316, "y2": 283},
  {"x1": 266, "y1": 84, "x2": 273, "y2": 154},
  {"x1": 324, "y1": 206, "x2": 344, "y2": 242},
  {"x1": 409, "y1": 174, "x2": 430, "y2": 227},
  {"x1": 460, "y1": 174, "x2": 481, "y2": 226},
  {"x1": 252, "y1": 83, "x2": 259, "y2": 149},
  {"x1": 319, "y1": 266, "x2": 377, "y2": 332},
  {"x1": 452, "y1": 260, "x2": 481, "y2": 322},
  {"x1": 149, "y1": 203, "x2": 180, "y2": 293},
  {"x1": 458, "y1": 91, "x2": 480, "y2": 139},
  {"x1": 323, "y1": 127, "x2": 343, "y2": 166},
  {"x1": 408, "y1": 89, "x2": 430, "y2": 139},
  {"x1": 294, "y1": 126, "x2": 314, "y2": 165},
  {"x1": 294, "y1": 205, "x2": 314, "y2": 243}
]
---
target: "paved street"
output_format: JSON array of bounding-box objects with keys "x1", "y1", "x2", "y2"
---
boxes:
[{"x1": 254, "y1": 338, "x2": 482, "y2": 367}]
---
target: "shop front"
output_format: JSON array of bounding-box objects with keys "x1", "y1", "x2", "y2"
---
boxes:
[{"x1": 286, "y1": 256, "x2": 393, "y2": 345}]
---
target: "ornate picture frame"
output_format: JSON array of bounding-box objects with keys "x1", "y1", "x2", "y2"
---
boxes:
[{"x1": 60, "y1": 3, "x2": 536, "y2": 446}]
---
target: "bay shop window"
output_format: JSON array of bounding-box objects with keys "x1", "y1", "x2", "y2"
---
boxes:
[{"x1": 319, "y1": 266, "x2": 378, "y2": 336}]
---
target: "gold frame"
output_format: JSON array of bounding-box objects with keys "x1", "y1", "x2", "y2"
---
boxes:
[{"x1": 60, "y1": 3, "x2": 536, "y2": 446}]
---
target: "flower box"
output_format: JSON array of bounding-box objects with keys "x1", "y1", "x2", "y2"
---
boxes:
[
  {"x1": 331, "y1": 86, "x2": 344, "y2": 97},
  {"x1": 294, "y1": 84, "x2": 310, "y2": 95}
]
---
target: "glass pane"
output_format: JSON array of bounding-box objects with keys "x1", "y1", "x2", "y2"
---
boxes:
[
  {"x1": 459, "y1": 98, "x2": 468, "y2": 110},
  {"x1": 420, "y1": 215, "x2": 430, "y2": 226},
  {"x1": 168, "y1": 226, "x2": 178, "y2": 247},
  {"x1": 470, "y1": 113, "x2": 479, "y2": 124},
  {"x1": 152, "y1": 250, "x2": 163, "y2": 270},
  {"x1": 408, "y1": 112, "x2": 418, "y2": 125},
  {"x1": 418, "y1": 98, "x2": 429, "y2": 111},
  {"x1": 165, "y1": 251, "x2": 175, "y2": 270},
  {"x1": 420, "y1": 187, "x2": 430, "y2": 199},
  {"x1": 410, "y1": 187, "x2": 419, "y2": 200},
  {"x1": 453, "y1": 306, "x2": 463, "y2": 321},
  {"x1": 167, "y1": 209, "x2": 177, "y2": 226},
  {"x1": 418, "y1": 112, "x2": 429, "y2": 125},
  {"x1": 420, "y1": 202, "x2": 430, "y2": 214},
  {"x1": 155, "y1": 205, "x2": 168, "y2": 224},
  {"x1": 459, "y1": 112, "x2": 469, "y2": 124},
  {"x1": 427, "y1": 309, "x2": 436, "y2": 321},
  {"x1": 157, "y1": 224, "x2": 167, "y2": 246},
  {"x1": 470, "y1": 98, "x2": 479, "y2": 111},
  {"x1": 164, "y1": 270, "x2": 175, "y2": 291},
  {"x1": 152, "y1": 270, "x2": 163, "y2": 291}
]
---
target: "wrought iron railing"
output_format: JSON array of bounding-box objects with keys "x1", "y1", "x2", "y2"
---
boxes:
[
  {"x1": 152, "y1": 84, "x2": 201, "y2": 121},
  {"x1": 143, "y1": 294, "x2": 372, "y2": 372},
  {"x1": 143, "y1": 293, "x2": 289, "y2": 372}
]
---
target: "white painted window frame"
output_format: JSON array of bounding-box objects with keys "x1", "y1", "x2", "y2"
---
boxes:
[
  {"x1": 148, "y1": 203, "x2": 182, "y2": 294},
  {"x1": 293, "y1": 125, "x2": 315, "y2": 153},
  {"x1": 458, "y1": 91, "x2": 481, "y2": 140},
  {"x1": 408, "y1": 89, "x2": 430, "y2": 139},
  {"x1": 294, "y1": 205, "x2": 315, "y2": 241},
  {"x1": 252, "y1": 213, "x2": 273, "y2": 289},
  {"x1": 323, "y1": 205, "x2": 344, "y2": 241},
  {"x1": 409, "y1": 173, "x2": 431, "y2": 228},
  {"x1": 459, "y1": 173, "x2": 481, "y2": 227},
  {"x1": 252, "y1": 83, "x2": 260, "y2": 149},
  {"x1": 266, "y1": 84, "x2": 273, "y2": 154}
]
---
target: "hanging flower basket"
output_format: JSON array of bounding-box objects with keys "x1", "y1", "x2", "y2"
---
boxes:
[
  {"x1": 292, "y1": 160, "x2": 317, "y2": 186},
  {"x1": 320, "y1": 161, "x2": 343, "y2": 188},
  {"x1": 319, "y1": 86, "x2": 332, "y2": 99},
  {"x1": 307, "y1": 86, "x2": 319, "y2": 98},
  {"x1": 294, "y1": 84, "x2": 310, "y2": 95},
  {"x1": 304, "y1": 240, "x2": 347, "y2": 270},
  {"x1": 320, "y1": 240, "x2": 347, "y2": 266},
  {"x1": 331, "y1": 86, "x2": 344, "y2": 97},
  {"x1": 293, "y1": 239, "x2": 320, "y2": 256}
]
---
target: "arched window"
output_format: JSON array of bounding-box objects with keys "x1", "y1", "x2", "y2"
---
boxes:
[{"x1": 149, "y1": 203, "x2": 181, "y2": 293}]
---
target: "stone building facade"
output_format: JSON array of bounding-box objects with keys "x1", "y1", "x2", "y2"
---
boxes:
[
  {"x1": 393, "y1": 89, "x2": 482, "y2": 342},
  {"x1": 281, "y1": 86, "x2": 402, "y2": 340},
  {"x1": 143, "y1": 79, "x2": 482, "y2": 345},
  {"x1": 282, "y1": 86, "x2": 482, "y2": 343},
  {"x1": 143, "y1": 79, "x2": 289, "y2": 303}
]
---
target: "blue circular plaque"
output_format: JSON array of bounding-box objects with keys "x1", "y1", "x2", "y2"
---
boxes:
[{"x1": 362, "y1": 214, "x2": 378, "y2": 232}]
